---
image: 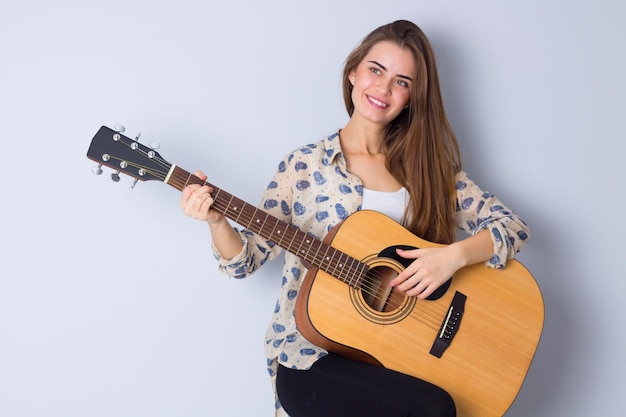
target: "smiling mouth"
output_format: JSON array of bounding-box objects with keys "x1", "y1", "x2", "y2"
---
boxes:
[{"x1": 367, "y1": 95, "x2": 388, "y2": 108}]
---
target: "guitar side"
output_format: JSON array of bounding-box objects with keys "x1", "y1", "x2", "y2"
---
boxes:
[{"x1": 295, "y1": 210, "x2": 544, "y2": 417}]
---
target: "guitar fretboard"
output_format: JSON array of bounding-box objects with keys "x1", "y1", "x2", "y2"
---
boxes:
[{"x1": 165, "y1": 165, "x2": 368, "y2": 288}]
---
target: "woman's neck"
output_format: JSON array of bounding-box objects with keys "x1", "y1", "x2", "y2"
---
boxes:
[
  {"x1": 340, "y1": 118, "x2": 387, "y2": 155},
  {"x1": 338, "y1": 119, "x2": 402, "y2": 192}
]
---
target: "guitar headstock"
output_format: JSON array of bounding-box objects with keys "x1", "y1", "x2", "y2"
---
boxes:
[{"x1": 87, "y1": 125, "x2": 171, "y2": 186}]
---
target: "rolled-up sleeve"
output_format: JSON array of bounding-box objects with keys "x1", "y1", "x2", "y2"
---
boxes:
[
  {"x1": 455, "y1": 171, "x2": 530, "y2": 269},
  {"x1": 211, "y1": 229, "x2": 279, "y2": 279},
  {"x1": 210, "y1": 152, "x2": 296, "y2": 279}
]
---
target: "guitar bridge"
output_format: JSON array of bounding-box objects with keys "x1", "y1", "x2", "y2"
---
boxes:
[{"x1": 429, "y1": 291, "x2": 466, "y2": 358}]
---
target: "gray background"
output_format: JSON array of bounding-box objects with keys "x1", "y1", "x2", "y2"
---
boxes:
[{"x1": 1, "y1": 0, "x2": 624, "y2": 416}]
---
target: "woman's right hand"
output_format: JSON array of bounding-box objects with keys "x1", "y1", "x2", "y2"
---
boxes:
[
  {"x1": 180, "y1": 170, "x2": 244, "y2": 259},
  {"x1": 180, "y1": 170, "x2": 224, "y2": 224}
]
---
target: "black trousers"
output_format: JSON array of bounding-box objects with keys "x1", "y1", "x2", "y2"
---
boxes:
[{"x1": 276, "y1": 353, "x2": 456, "y2": 417}]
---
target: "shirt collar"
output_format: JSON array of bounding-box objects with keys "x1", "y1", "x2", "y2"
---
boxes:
[{"x1": 321, "y1": 131, "x2": 344, "y2": 165}]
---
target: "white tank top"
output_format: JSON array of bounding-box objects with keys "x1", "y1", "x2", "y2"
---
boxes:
[{"x1": 361, "y1": 187, "x2": 409, "y2": 224}]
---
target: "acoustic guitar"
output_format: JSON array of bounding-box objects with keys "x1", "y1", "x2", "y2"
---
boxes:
[{"x1": 87, "y1": 125, "x2": 544, "y2": 417}]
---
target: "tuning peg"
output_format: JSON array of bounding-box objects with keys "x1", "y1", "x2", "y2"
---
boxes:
[
  {"x1": 92, "y1": 164, "x2": 103, "y2": 175},
  {"x1": 149, "y1": 141, "x2": 160, "y2": 150},
  {"x1": 114, "y1": 124, "x2": 126, "y2": 133},
  {"x1": 131, "y1": 178, "x2": 139, "y2": 189},
  {"x1": 135, "y1": 133, "x2": 141, "y2": 141},
  {"x1": 111, "y1": 171, "x2": 121, "y2": 182}
]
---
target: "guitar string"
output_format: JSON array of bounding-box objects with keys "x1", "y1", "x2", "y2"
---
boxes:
[
  {"x1": 164, "y1": 167, "x2": 428, "y2": 308},
  {"x1": 166, "y1": 169, "x2": 445, "y2": 330},
  {"x1": 106, "y1": 137, "x2": 399, "y2": 305},
  {"x1": 156, "y1": 165, "x2": 445, "y2": 328},
  {"x1": 115, "y1": 150, "x2": 444, "y2": 329},
  {"x1": 111, "y1": 138, "x2": 444, "y2": 329},
  {"x1": 108, "y1": 147, "x2": 443, "y2": 330}
]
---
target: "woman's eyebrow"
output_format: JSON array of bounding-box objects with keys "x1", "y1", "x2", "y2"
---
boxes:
[{"x1": 368, "y1": 60, "x2": 413, "y2": 82}]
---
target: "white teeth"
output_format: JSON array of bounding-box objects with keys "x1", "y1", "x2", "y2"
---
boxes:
[{"x1": 369, "y1": 96, "x2": 388, "y2": 107}]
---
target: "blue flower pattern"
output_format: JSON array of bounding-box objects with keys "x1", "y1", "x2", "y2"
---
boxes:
[{"x1": 211, "y1": 132, "x2": 530, "y2": 416}]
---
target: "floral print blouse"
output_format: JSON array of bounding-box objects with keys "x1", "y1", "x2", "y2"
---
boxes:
[{"x1": 211, "y1": 132, "x2": 530, "y2": 416}]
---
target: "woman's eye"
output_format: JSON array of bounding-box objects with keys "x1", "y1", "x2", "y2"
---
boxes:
[
  {"x1": 369, "y1": 67, "x2": 381, "y2": 75},
  {"x1": 395, "y1": 79, "x2": 409, "y2": 88}
]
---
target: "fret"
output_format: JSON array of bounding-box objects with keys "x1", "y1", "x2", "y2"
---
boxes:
[
  {"x1": 234, "y1": 198, "x2": 246, "y2": 225},
  {"x1": 265, "y1": 216, "x2": 280, "y2": 243},
  {"x1": 320, "y1": 245, "x2": 332, "y2": 272},
  {"x1": 334, "y1": 252, "x2": 348, "y2": 284},
  {"x1": 221, "y1": 194, "x2": 235, "y2": 220},
  {"x1": 285, "y1": 224, "x2": 299, "y2": 254},
  {"x1": 181, "y1": 171, "x2": 192, "y2": 189},
  {"x1": 304, "y1": 239, "x2": 319, "y2": 265},
  {"x1": 346, "y1": 256, "x2": 360, "y2": 287},
  {"x1": 341, "y1": 253, "x2": 357, "y2": 286},
  {"x1": 343, "y1": 255, "x2": 354, "y2": 286},
  {"x1": 274, "y1": 223, "x2": 287, "y2": 246},
  {"x1": 354, "y1": 261, "x2": 367, "y2": 287},
  {"x1": 326, "y1": 248, "x2": 339, "y2": 280},
  {"x1": 309, "y1": 240, "x2": 326, "y2": 267},
  {"x1": 301, "y1": 234, "x2": 318, "y2": 262},
  {"x1": 292, "y1": 231, "x2": 304, "y2": 256},
  {"x1": 294, "y1": 232, "x2": 310, "y2": 257},
  {"x1": 242, "y1": 203, "x2": 256, "y2": 229},
  {"x1": 237, "y1": 199, "x2": 247, "y2": 224},
  {"x1": 336, "y1": 252, "x2": 347, "y2": 284},
  {"x1": 229, "y1": 196, "x2": 244, "y2": 224},
  {"x1": 248, "y1": 206, "x2": 262, "y2": 233},
  {"x1": 255, "y1": 209, "x2": 271, "y2": 236},
  {"x1": 293, "y1": 229, "x2": 307, "y2": 255},
  {"x1": 212, "y1": 188, "x2": 226, "y2": 216}
]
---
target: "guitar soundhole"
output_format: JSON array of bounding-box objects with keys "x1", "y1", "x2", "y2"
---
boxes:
[
  {"x1": 349, "y1": 246, "x2": 419, "y2": 324},
  {"x1": 362, "y1": 266, "x2": 404, "y2": 313},
  {"x1": 349, "y1": 257, "x2": 415, "y2": 324}
]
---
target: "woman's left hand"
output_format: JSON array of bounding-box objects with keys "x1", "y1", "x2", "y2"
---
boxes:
[{"x1": 390, "y1": 246, "x2": 464, "y2": 299}]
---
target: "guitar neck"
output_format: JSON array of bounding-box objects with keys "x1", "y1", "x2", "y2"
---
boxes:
[
  {"x1": 86, "y1": 125, "x2": 367, "y2": 288},
  {"x1": 164, "y1": 165, "x2": 368, "y2": 287}
]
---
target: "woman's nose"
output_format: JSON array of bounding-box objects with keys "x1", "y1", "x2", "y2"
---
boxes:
[{"x1": 376, "y1": 78, "x2": 392, "y2": 95}]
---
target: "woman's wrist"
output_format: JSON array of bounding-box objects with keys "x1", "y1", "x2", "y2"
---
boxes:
[
  {"x1": 208, "y1": 216, "x2": 244, "y2": 259},
  {"x1": 448, "y1": 229, "x2": 494, "y2": 269}
]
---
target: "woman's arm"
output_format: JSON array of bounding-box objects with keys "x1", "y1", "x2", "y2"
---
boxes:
[
  {"x1": 391, "y1": 229, "x2": 493, "y2": 299},
  {"x1": 180, "y1": 170, "x2": 244, "y2": 259},
  {"x1": 391, "y1": 171, "x2": 530, "y2": 299},
  {"x1": 455, "y1": 171, "x2": 530, "y2": 269}
]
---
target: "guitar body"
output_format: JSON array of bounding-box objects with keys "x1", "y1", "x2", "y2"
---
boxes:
[{"x1": 295, "y1": 210, "x2": 544, "y2": 417}]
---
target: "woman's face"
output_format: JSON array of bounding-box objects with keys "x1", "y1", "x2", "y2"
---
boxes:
[{"x1": 349, "y1": 41, "x2": 416, "y2": 128}]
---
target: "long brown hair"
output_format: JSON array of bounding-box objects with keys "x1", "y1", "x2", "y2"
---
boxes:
[{"x1": 342, "y1": 20, "x2": 461, "y2": 244}]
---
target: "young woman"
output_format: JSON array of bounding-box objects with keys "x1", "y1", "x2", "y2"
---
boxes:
[{"x1": 180, "y1": 20, "x2": 530, "y2": 417}]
